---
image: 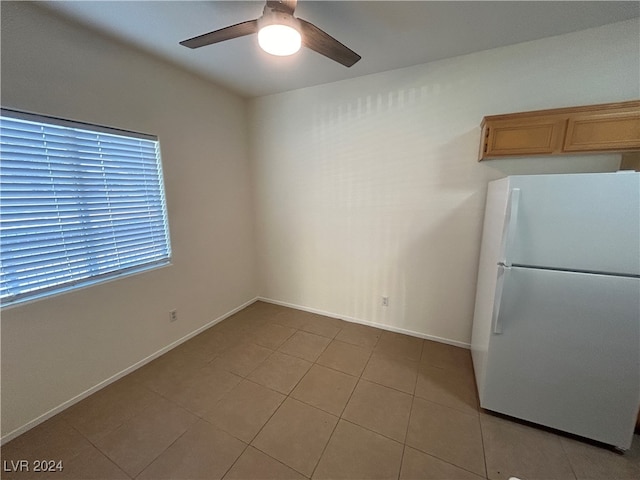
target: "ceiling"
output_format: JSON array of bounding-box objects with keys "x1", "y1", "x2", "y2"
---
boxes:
[{"x1": 39, "y1": 1, "x2": 639, "y2": 98}]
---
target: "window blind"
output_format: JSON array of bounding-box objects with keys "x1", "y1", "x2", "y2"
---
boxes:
[{"x1": 0, "y1": 108, "x2": 171, "y2": 306}]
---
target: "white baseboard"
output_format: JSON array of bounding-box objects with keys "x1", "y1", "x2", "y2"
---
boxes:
[
  {"x1": 1, "y1": 297, "x2": 259, "y2": 446},
  {"x1": 257, "y1": 297, "x2": 470, "y2": 349}
]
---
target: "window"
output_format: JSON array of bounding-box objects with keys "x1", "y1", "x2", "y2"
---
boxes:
[{"x1": 0, "y1": 108, "x2": 171, "y2": 307}]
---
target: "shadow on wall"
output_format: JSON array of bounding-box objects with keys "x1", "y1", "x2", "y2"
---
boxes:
[
  {"x1": 331, "y1": 124, "x2": 496, "y2": 335},
  {"x1": 378, "y1": 125, "x2": 494, "y2": 338},
  {"x1": 399, "y1": 187, "x2": 486, "y2": 341},
  {"x1": 265, "y1": 75, "x2": 623, "y2": 340},
  {"x1": 297, "y1": 83, "x2": 459, "y2": 319}
]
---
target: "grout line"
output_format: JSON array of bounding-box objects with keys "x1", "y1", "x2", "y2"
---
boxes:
[
  {"x1": 295, "y1": 321, "x2": 351, "y2": 479},
  {"x1": 10, "y1": 304, "x2": 483, "y2": 480},
  {"x1": 308, "y1": 403, "x2": 342, "y2": 479},
  {"x1": 557, "y1": 430, "x2": 580, "y2": 480},
  {"x1": 401, "y1": 394, "x2": 418, "y2": 479},
  {"x1": 398, "y1": 443, "x2": 407, "y2": 480},
  {"x1": 136, "y1": 423, "x2": 194, "y2": 478},
  {"x1": 213, "y1": 315, "x2": 313, "y2": 478},
  {"x1": 310, "y1": 329, "x2": 385, "y2": 478},
  {"x1": 1, "y1": 297, "x2": 260, "y2": 446},
  {"x1": 219, "y1": 442, "x2": 252, "y2": 480},
  {"x1": 56, "y1": 420, "x2": 103, "y2": 464},
  {"x1": 409, "y1": 397, "x2": 486, "y2": 478},
  {"x1": 313, "y1": 361, "x2": 367, "y2": 380},
  {"x1": 224, "y1": 311, "x2": 341, "y2": 478},
  {"x1": 337, "y1": 416, "x2": 407, "y2": 448},
  {"x1": 62, "y1": 383, "x2": 206, "y2": 480},
  {"x1": 403, "y1": 403, "x2": 487, "y2": 479},
  {"x1": 355, "y1": 335, "x2": 378, "y2": 377},
  {"x1": 404, "y1": 440, "x2": 489, "y2": 480},
  {"x1": 243, "y1": 396, "x2": 309, "y2": 477},
  {"x1": 229, "y1": 444, "x2": 314, "y2": 480},
  {"x1": 257, "y1": 296, "x2": 471, "y2": 348}
]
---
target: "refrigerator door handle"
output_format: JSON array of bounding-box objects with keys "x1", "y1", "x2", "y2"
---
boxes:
[
  {"x1": 492, "y1": 265, "x2": 508, "y2": 334},
  {"x1": 500, "y1": 188, "x2": 521, "y2": 267}
]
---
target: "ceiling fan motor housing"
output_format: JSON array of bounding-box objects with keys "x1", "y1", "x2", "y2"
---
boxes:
[{"x1": 258, "y1": 5, "x2": 301, "y2": 32}]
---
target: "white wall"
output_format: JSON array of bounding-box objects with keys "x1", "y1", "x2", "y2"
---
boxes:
[
  {"x1": 249, "y1": 19, "x2": 639, "y2": 345},
  {"x1": 1, "y1": 3, "x2": 257, "y2": 439}
]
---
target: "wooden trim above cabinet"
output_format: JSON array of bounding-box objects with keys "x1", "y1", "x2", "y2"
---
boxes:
[{"x1": 479, "y1": 100, "x2": 640, "y2": 161}]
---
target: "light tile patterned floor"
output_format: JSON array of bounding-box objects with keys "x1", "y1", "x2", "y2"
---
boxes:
[{"x1": 2, "y1": 301, "x2": 639, "y2": 479}]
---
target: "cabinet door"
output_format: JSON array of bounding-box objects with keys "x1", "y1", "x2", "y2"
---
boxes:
[
  {"x1": 482, "y1": 117, "x2": 566, "y2": 158},
  {"x1": 563, "y1": 110, "x2": 640, "y2": 152}
]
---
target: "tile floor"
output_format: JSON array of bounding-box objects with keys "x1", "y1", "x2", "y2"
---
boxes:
[{"x1": 2, "y1": 301, "x2": 639, "y2": 479}]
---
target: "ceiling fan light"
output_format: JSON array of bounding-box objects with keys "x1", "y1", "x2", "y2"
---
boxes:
[{"x1": 258, "y1": 24, "x2": 301, "y2": 56}]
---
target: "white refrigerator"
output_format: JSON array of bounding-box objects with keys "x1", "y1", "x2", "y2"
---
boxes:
[{"x1": 471, "y1": 172, "x2": 640, "y2": 450}]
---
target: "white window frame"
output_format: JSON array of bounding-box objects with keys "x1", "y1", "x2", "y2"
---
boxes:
[{"x1": 0, "y1": 108, "x2": 172, "y2": 307}]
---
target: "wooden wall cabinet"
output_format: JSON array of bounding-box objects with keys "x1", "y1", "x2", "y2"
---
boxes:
[{"x1": 479, "y1": 100, "x2": 640, "y2": 160}]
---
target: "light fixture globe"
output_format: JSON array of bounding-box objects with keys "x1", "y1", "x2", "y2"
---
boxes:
[
  {"x1": 258, "y1": 24, "x2": 301, "y2": 56},
  {"x1": 257, "y1": 9, "x2": 301, "y2": 57}
]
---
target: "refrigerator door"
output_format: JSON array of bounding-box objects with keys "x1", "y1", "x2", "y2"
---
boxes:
[
  {"x1": 481, "y1": 266, "x2": 640, "y2": 449},
  {"x1": 505, "y1": 172, "x2": 640, "y2": 276},
  {"x1": 471, "y1": 177, "x2": 510, "y2": 399}
]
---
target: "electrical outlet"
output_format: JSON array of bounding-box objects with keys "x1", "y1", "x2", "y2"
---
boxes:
[
  {"x1": 382, "y1": 296, "x2": 389, "y2": 307},
  {"x1": 169, "y1": 309, "x2": 178, "y2": 322}
]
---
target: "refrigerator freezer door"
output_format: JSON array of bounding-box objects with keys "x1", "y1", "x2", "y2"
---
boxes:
[
  {"x1": 481, "y1": 266, "x2": 640, "y2": 449},
  {"x1": 507, "y1": 173, "x2": 640, "y2": 276}
]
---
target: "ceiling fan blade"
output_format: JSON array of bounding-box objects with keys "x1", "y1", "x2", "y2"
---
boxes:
[
  {"x1": 266, "y1": 0, "x2": 297, "y2": 15},
  {"x1": 180, "y1": 19, "x2": 259, "y2": 49},
  {"x1": 298, "y1": 18, "x2": 361, "y2": 67}
]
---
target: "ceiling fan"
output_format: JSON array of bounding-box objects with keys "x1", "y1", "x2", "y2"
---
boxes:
[{"x1": 179, "y1": 0, "x2": 361, "y2": 67}]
